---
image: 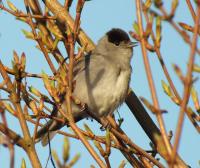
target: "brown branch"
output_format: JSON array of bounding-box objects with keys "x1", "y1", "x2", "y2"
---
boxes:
[
  {"x1": 0, "y1": 123, "x2": 25, "y2": 148},
  {"x1": 36, "y1": 1, "x2": 106, "y2": 167},
  {"x1": 1, "y1": 1, "x2": 195, "y2": 167},
  {"x1": 170, "y1": 5, "x2": 200, "y2": 166},
  {"x1": 21, "y1": 90, "x2": 129, "y2": 151},
  {"x1": 135, "y1": 0, "x2": 172, "y2": 157},
  {"x1": 100, "y1": 117, "x2": 165, "y2": 168},
  {"x1": 24, "y1": 1, "x2": 57, "y2": 74},
  {"x1": 64, "y1": 0, "x2": 73, "y2": 9},
  {"x1": 126, "y1": 91, "x2": 188, "y2": 167},
  {"x1": 41, "y1": 0, "x2": 95, "y2": 52},
  {"x1": 5, "y1": 65, "x2": 55, "y2": 80},
  {"x1": 0, "y1": 4, "x2": 56, "y2": 20},
  {"x1": 159, "y1": 6, "x2": 200, "y2": 55},
  {"x1": 27, "y1": 0, "x2": 66, "y2": 64},
  {"x1": 38, "y1": 1, "x2": 188, "y2": 167},
  {"x1": 108, "y1": 119, "x2": 145, "y2": 168},
  {"x1": 153, "y1": 38, "x2": 200, "y2": 133},
  {"x1": 132, "y1": 4, "x2": 189, "y2": 167},
  {"x1": 65, "y1": 1, "x2": 106, "y2": 166},
  {"x1": 0, "y1": 59, "x2": 41, "y2": 167},
  {"x1": 142, "y1": 7, "x2": 200, "y2": 134},
  {"x1": 0, "y1": 61, "x2": 30, "y2": 138},
  {"x1": 139, "y1": 157, "x2": 153, "y2": 168},
  {"x1": 1, "y1": 0, "x2": 64, "y2": 66},
  {"x1": 186, "y1": 0, "x2": 196, "y2": 21},
  {"x1": 0, "y1": 104, "x2": 15, "y2": 168}
]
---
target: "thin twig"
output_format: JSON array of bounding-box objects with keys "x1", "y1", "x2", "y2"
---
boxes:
[
  {"x1": 135, "y1": 0, "x2": 172, "y2": 156},
  {"x1": 170, "y1": 5, "x2": 200, "y2": 166},
  {"x1": 186, "y1": 0, "x2": 196, "y2": 21},
  {"x1": 101, "y1": 117, "x2": 165, "y2": 168},
  {"x1": 41, "y1": 0, "x2": 95, "y2": 52},
  {"x1": 142, "y1": 8, "x2": 200, "y2": 134},
  {"x1": 0, "y1": 4, "x2": 56, "y2": 19},
  {"x1": 159, "y1": 6, "x2": 200, "y2": 55},
  {"x1": 0, "y1": 103, "x2": 15, "y2": 168},
  {"x1": 24, "y1": 1, "x2": 57, "y2": 75}
]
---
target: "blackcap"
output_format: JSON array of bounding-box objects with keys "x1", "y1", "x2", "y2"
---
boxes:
[{"x1": 36, "y1": 28, "x2": 137, "y2": 145}]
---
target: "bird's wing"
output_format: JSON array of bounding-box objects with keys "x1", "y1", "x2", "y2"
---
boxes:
[
  {"x1": 73, "y1": 53, "x2": 92, "y2": 77},
  {"x1": 36, "y1": 53, "x2": 105, "y2": 146}
]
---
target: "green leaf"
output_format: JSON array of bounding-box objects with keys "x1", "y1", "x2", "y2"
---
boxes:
[
  {"x1": 21, "y1": 158, "x2": 26, "y2": 168},
  {"x1": 144, "y1": 0, "x2": 152, "y2": 11},
  {"x1": 156, "y1": 16, "x2": 162, "y2": 47},
  {"x1": 28, "y1": 86, "x2": 41, "y2": 97},
  {"x1": 84, "y1": 123, "x2": 94, "y2": 135},
  {"x1": 22, "y1": 29, "x2": 34, "y2": 39},
  {"x1": 133, "y1": 22, "x2": 139, "y2": 35},
  {"x1": 20, "y1": 52, "x2": 26, "y2": 71},
  {"x1": 161, "y1": 80, "x2": 172, "y2": 97},
  {"x1": 194, "y1": 64, "x2": 200, "y2": 73},
  {"x1": 172, "y1": 0, "x2": 178, "y2": 10},
  {"x1": 191, "y1": 87, "x2": 200, "y2": 111},
  {"x1": 63, "y1": 137, "x2": 70, "y2": 163},
  {"x1": 68, "y1": 153, "x2": 81, "y2": 167},
  {"x1": 7, "y1": 0, "x2": 17, "y2": 12}
]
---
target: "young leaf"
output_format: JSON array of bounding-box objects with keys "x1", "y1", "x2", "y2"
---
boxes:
[
  {"x1": 161, "y1": 80, "x2": 172, "y2": 97},
  {"x1": 143, "y1": 0, "x2": 152, "y2": 11},
  {"x1": 21, "y1": 158, "x2": 26, "y2": 168},
  {"x1": 63, "y1": 137, "x2": 70, "y2": 163},
  {"x1": 133, "y1": 22, "x2": 139, "y2": 35},
  {"x1": 7, "y1": 0, "x2": 17, "y2": 12},
  {"x1": 22, "y1": 29, "x2": 34, "y2": 39},
  {"x1": 156, "y1": 16, "x2": 162, "y2": 47},
  {"x1": 68, "y1": 154, "x2": 81, "y2": 167},
  {"x1": 194, "y1": 64, "x2": 200, "y2": 73},
  {"x1": 84, "y1": 123, "x2": 94, "y2": 136},
  {"x1": 191, "y1": 87, "x2": 200, "y2": 111},
  {"x1": 29, "y1": 86, "x2": 41, "y2": 97}
]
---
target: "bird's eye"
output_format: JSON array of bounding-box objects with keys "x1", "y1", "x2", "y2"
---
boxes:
[{"x1": 114, "y1": 42, "x2": 120, "y2": 46}]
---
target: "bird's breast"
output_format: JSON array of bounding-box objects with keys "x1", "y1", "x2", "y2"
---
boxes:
[
  {"x1": 111, "y1": 68, "x2": 131, "y2": 105},
  {"x1": 96, "y1": 67, "x2": 131, "y2": 117}
]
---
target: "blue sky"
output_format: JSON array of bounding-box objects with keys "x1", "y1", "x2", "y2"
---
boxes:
[{"x1": 0, "y1": 0, "x2": 199, "y2": 167}]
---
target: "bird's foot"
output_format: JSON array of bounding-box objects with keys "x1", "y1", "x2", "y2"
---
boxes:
[{"x1": 99, "y1": 117, "x2": 112, "y2": 131}]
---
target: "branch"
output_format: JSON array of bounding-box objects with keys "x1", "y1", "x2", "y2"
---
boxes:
[
  {"x1": 0, "y1": 123, "x2": 25, "y2": 149},
  {"x1": 171, "y1": 4, "x2": 200, "y2": 166},
  {"x1": 0, "y1": 59, "x2": 42, "y2": 168},
  {"x1": 135, "y1": 0, "x2": 172, "y2": 158},
  {"x1": 41, "y1": 0, "x2": 95, "y2": 52}
]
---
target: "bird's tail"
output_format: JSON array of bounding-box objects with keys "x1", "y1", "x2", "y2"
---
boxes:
[
  {"x1": 35, "y1": 119, "x2": 64, "y2": 146},
  {"x1": 35, "y1": 112, "x2": 85, "y2": 146}
]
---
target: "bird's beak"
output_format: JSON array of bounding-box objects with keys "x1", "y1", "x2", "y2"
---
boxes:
[{"x1": 128, "y1": 41, "x2": 138, "y2": 48}]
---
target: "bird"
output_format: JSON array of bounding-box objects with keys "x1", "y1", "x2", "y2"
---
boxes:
[{"x1": 36, "y1": 28, "x2": 137, "y2": 146}]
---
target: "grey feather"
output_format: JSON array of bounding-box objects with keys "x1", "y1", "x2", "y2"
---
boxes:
[{"x1": 36, "y1": 28, "x2": 134, "y2": 146}]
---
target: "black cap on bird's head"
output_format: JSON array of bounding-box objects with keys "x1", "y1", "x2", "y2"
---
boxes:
[{"x1": 106, "y1": 28, "x2": 138, "y2": 47}]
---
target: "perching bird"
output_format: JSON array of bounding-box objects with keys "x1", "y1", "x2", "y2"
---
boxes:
[{"x1": 36, "y1": 28, "x2": 137, "y2": 146}]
